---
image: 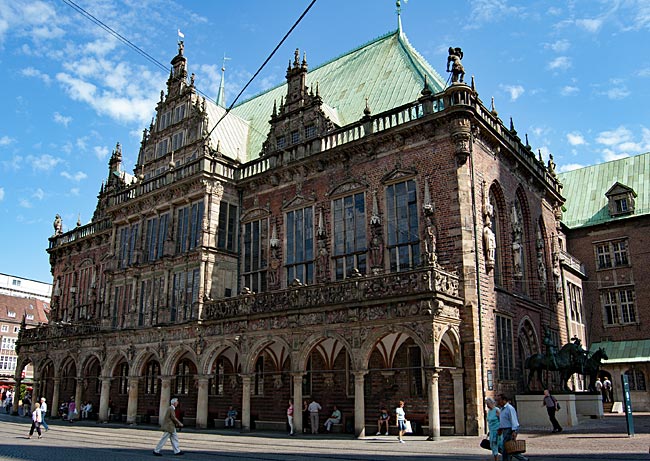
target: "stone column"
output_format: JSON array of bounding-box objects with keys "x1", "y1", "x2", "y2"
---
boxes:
[
  {"x1": 73, "y1": 378, "x2": 83, "y2": 421},
  {"x1": 353, "y1": 370, "x2": 368, "y2": 438},
  {"x1": 240, "y1": 374, "x2": 252, "y2": 432},
  {"x1": 426, "y1": 369, "x2": 441, "y2": 440},
  {"x1": 98, "y1": 377, "x2": 111, "y2": 422},
  {"x1": 126, "y1": 377, "x2": 140, "y2": 424},
  {"x1": 450, "y1": 369, "x2": 465, "y2": 435},
  {"x1": 51, "y1": 377, "x2": 61, "y2": 418},
  {"x1": 291, "y1": 373, "x2": 303, "y2": 434},
  {"x1": 158, "y1": 377, "x2": 172, "y2": 426},
  {"x1": 13, "y1": 376, "x2": 21, "y2": 415},
  {"x1": 195, "y1": 376, "x2": 210, "y2": 428}
]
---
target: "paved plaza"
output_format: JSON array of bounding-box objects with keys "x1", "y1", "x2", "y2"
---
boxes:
[{"x1": 0, "y1": 411, "x2": 648, "y2": 460}]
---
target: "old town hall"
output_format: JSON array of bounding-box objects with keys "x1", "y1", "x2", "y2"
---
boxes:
[{"x1": 16, "y1": 13, "x2": 584, "y2": 438}]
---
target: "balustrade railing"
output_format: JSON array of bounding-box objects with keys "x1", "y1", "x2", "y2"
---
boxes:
[
  {"x1": 202, "y1": 265, "x2": 460, "y2": 321},
  {"x1": 48, "y1": 219, "x2": 112, "y2": 249}
]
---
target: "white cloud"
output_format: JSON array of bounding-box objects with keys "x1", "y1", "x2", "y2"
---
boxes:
[
  {"x1": 19, "y1": 198, "x2": 32, "y2": 209},
  {"x1": 53, "y1": 112, "x2": 72, "y2": 127},
  {"x1": 61, "y1": 171, "x2": 88, "y2": 182},
  {"x1": 69, "y1": 188, "x2": 80, "y2": 196},
  {"x1": 26, "y1": 154, "x2": 62, "y2": 172},
  {"x1": 566, "y1": 132, "x2": 586, "y2": 146},
  {"x1": 560, "y1": 85, "x2": 579, "y2": 96},
  {"x1": 21, "y1": 67, "x2": 52, "y2": 85},
  {"x1": 544, "y1": 39, "x2": 570, "y2": 53},
  {"x1": 94, "y1": 146, "x2": 110, "y2": 161},
  {"x1": 558, "y1": 163, "x2": 585, "y2": 173},
  {"x1": 0, "y1": 187, "x2": 4, "y2": 201},
  {"x1": 467, "y1": 0, "x2": 523, "y2": 28},
  {"x1": 32, "y1": 188, "x2": 45, "y2": 200},
  {"x1": 603, "y1": 86, "x2": 630, "y2": 100},
  {"x1": 0, "y1": 135, "x2": 14, "y2": 146},
  {"x1": 602, "y1": 150, "x2": 630, "y2": 162},
  {"x1": 638, "y1": 68, "x2": 650, "y2": 77},
  {"x1": 1, "y1": 155, "x2": 22, "y2": 171},
  {"x1": 500, "y1": 84, "x2": 525, "y2": 101},
  {"x1": 596, "y1": 126, "x2": 632, "y2": 146},
  {"x1": 548, "y1": 56, "x2": 572, "y2": 70},
  {"x1": 595, "y1": 126, "x2": 650, "y2": 161},
  {"x1": 576, "y1": 18, "x2": 603, "y2": 33}
]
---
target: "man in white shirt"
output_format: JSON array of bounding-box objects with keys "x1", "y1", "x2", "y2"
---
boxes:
[
  {"x1": 39, "y1": 397, "x2": 49, "y2": 431},
  {"x1": 307, "y1": 399, "x2": 322, "y2": 434},
  {"x1": 497, "y1": 394, "x2": 528, "y2": 461}
]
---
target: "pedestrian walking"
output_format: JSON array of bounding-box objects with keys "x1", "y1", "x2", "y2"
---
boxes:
[
  {"x1": 395, "y1": 400, "x2": 406, "y2": 443},
  {"x1": 27, "y1": 402, "x2": 43, "y2": 439},
  {"x1": 541, "y1": 389, "x2": 562, "y2": 433},
  {"x1": 153, "y1": 397, "x2": 184, "y2": 456},
  {"x1": 39, "y1": 397, "x2": 49, "y2": 431},
  {"x1": 497, "y1": 393, "x2": 528, "y2": 461},
  {"x1": 287, "y1": 399, "x2": 295, "y2": 436},
  {"x1": 485, "y1": 397, "x2": 502, "y2": 461}
]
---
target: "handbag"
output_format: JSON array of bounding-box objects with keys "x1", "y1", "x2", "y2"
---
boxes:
[
  {"x1": 480, "y1": 438, "x2": 491, "y2": 450},
  {"x1": 504, "y1": 439, "x2": 526, "y2": 454},
  {"x1": 404, "y1": 420, "x2": 413, "y2": 433},
  {"x1": 556, "y1": 402, "x2": 561, "y2": 410}
]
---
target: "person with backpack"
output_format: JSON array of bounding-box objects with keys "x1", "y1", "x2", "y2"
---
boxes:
[{"x1": 542, "y1": 389, "x2": 562, "y2": 433}]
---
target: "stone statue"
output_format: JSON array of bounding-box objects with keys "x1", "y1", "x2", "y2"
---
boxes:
[
  {"x1": 511, "y1": 204, "x2": 523, "y2": 277},
  {"x1": 369, "y1": 224, "x2": 384, "y2": 271},
  {"x1": 446, "y1": 47, "x2": 465, "y2": 84},
  {"x1": 483, "y1": 219, "x2": 496, "y2": 270},
  {"x1": 53, "y1": 214, "x2": 63, "y2": 235},
  {"x1": 423, "y1": 215, "x2": 438, "y2": 266}
]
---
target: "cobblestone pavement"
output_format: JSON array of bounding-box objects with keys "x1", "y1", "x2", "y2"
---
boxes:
[{"x1": 0, "y1": 412, "x2": 648, "y2": 461}]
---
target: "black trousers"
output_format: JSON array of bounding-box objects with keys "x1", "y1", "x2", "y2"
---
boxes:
[
  {"x1": 29, "y1": 421, "x2": 42, "y2": 436},
  {"x1": 547, "y1": 407, "x2": 562, "y2": 431}
]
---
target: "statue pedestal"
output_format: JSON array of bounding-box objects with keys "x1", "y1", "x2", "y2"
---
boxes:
[
  {"x1": 575, "y1": 393, "x2": 603, "y2": 418},
  {"x1": 515, "y1": 394, "x2": 579, "y2": 428}
]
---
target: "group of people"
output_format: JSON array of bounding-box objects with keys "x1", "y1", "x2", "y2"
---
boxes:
[
  {"x1": 594, "y1": 377, "x2": 613, "y2": 402},
  {"x1": 298, "y1": 399, "x2": 342, "y2": 434},
  {"x1": 485, "y1": 393, "x2": 530, "y2": 461},
  {"x1": 27, "y1": 396, "x2": 50, "y2": 439}
]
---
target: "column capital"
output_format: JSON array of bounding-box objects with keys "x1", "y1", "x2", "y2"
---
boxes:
[
  {"x1": 290, "y1": 371, "x2": 305, "y2": 379},
  {"x1": 352, "y1": 369, "x2": 368, "y2": 377},
  {"x1": 449, "y1": 368, "x2": 464, "y2": 378}
]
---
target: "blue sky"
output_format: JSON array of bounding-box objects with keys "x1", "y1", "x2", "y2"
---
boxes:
[{"x1": 1, "y1": 0, "x2": 649, "y2": 284}]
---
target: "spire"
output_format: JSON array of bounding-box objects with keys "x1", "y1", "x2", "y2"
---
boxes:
[
  {"x1": 396, "y1": 0, "x2": 403, "y2": 34},
  {"x1": 216, "y1": 54, "x2": 231, "y2": 107}
]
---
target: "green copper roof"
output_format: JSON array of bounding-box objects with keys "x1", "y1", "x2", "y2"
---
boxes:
[
  {"x1": 228, "y1": 30, "x2": 447, "y2": 162},
  {"x1": 591, "y1": 340, "x2": 650, "y2": 364},
  {"x1": 557, "y1": 152, "x2": 650, "y2": 229}
]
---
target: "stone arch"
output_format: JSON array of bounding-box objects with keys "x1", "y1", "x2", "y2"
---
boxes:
[
  {"x1": 59, "y1": 355, "x2": 78, "y2": 402},
  {"x1": 358, "y1": 324, "x2": 432, "y2": 370},
  {"x1": 103, "y1": 351, "x2": 128, "y2": 377},
  {"x1": 514, "y1": 187, "x2": 532, "y2": 292},
  {"x1": 517, "y1": 316, "x2": 540, "y2": 359},
  {"x1": 200, "y1": 340, "x2": 241, "y2": 376},
  {"x1": 489, "y1": 181, "x2": 507, "y2": 286},
  {"x1": 131, "y1": 349, "x2": 162, "y2": 377},
  {"x1": 294, "y1": 332, "x2": 353, "y2": 372},
  {"x1": 438, "y1": 326, "x2": 462, "y2": 368},
  {"x1": 162, "y1": 345, "x2": 198, "y2": 376},
  {"x1": 80, "y1": 352, "x2": 103, "y2": 376}
]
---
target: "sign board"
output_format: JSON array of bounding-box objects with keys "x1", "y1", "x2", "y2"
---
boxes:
[{"x1": 621, "y1": 374, "x2": 634, "y2": 437}]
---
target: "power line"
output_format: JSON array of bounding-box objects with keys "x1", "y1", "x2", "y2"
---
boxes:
[{"x1": 205, "y1": 0, "x2": 318, "y2": 140}]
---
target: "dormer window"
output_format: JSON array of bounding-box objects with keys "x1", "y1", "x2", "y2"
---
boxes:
[
  {"x1": 606, "y1": 182, "x2": 636, "y2": 217},
  {"x1": 305, "y1": 125, "x2": 316, "y2": 139},
  {"x1": 7, "y1": 311, "x2": 16, "y2": 318}
]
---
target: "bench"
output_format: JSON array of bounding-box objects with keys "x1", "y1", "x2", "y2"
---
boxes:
[
  {"x1": 214, "y1": 419, "x2": 241, "y2": 429},
  {"x1": 254, "y1": 420, "x2": 287, "y2": 431},
  {"x1": 182, "y1": 417, "x2": 196, "y2": 427}
]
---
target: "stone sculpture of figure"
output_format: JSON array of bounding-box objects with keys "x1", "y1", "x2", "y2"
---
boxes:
[
  {"x1": 511, "y1": 204, "x2": 523, "y2": 277},
  {"x1": 423, "y1": 215, "x2": 438, "y2": 266},
  {"x1": 483, "y1": 217, "x2": 496, "y2": 270},
  {"x1": 53, "y1": 214, "x2": 63, "y2": 235},
  {"x1": 543, "y1": 326, "x2": 558, "y2": 370},
  {"x1": 369, "y1": 225, "x2": 384, "y2": 270},
  {"x1": 446, "y1": 47, "x2": 465, "y2": 83}
]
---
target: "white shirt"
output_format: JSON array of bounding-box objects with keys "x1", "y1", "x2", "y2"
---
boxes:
[
  {"x1": 40, "y1": 401, "x2": 47, "y2": 414},
  {"x1": 395, "y1": 407, "x2": 405, "y2": 421},
  {"x1": 307, "y1": 401, "x2": 321, "y2": 413}
]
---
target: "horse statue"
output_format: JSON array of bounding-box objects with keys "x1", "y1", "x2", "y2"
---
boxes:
[{"x1": 560, "y1": 347, "x2": 609, "y2": 392}]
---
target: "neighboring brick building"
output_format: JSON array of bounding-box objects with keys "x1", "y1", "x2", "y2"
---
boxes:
[
  {"x1": 17, "y1": 23, "x2": 580, "y2": 436},
  {"x1": 0, "y1": 289, "x2": 50, "y2": 386},
  {"x1": 559, "y1": 152, "x2": 650, "y2": 410}
]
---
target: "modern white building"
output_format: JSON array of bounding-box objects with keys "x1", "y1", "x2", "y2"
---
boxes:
[{"x1": 0, "y1": 274, "x2": 52, "y2": 302}]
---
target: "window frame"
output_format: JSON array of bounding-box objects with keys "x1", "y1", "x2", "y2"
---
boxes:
[
  {"x1": 385, "y1": 179, "x2": 420, "y2": 272},
  {"x1": 496, "y1": 315, "x2": 514, "y2": 381},
  {"x1": 332, "y1": 191, "x2": 367, "y2": 280}
]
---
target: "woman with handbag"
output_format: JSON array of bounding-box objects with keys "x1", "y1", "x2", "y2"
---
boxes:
[
  {"x1": 542, "y1": 389, "x2": 562, "y2": 433},
  {"x1": 485, "y1": 397, "x2": 502, "y2": 461},
  {"x1": 27, "y1": 402, "x2": 42, "y2": 439}
]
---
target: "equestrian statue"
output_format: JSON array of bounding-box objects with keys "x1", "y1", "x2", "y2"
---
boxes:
[{"x1": 524, "y1": 329, "x2": 608, "y2": 392}]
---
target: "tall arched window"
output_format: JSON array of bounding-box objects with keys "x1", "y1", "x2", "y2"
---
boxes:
[
  {"x1": 512, "y1": 198, "x2": 527, "y2": 293},
  {"x1": 174, "y1": 359, "x2": 192, "y2": 395},
  {"x1": 625, "y1": 368, "x2": 646, "y2": 391},
  {"x1": 118, "y1": 362, "x2": 129, "y2": 394},
  {"x1": 144, "y1": 361, "x2": 160, "y2": 395}
]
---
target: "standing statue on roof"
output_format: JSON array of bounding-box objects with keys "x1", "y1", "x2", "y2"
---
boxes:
[
  {"x1": 446, "y1": 47, "x2": 465, "y2": 84},
  {"x1": 53, "y1": 214, "x2": 63, "y2": 236}
]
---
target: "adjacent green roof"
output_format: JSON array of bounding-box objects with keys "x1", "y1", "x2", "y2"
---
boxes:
[
  {"x1": 558, "y1": 152, "x2": 650, "y2": 229},
  {"x1": 222, "y1": 30, "x2": 446, "y2": 162},
  {"x1": 591, "y1": 340, "x2": 650, "y2": 364}
]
